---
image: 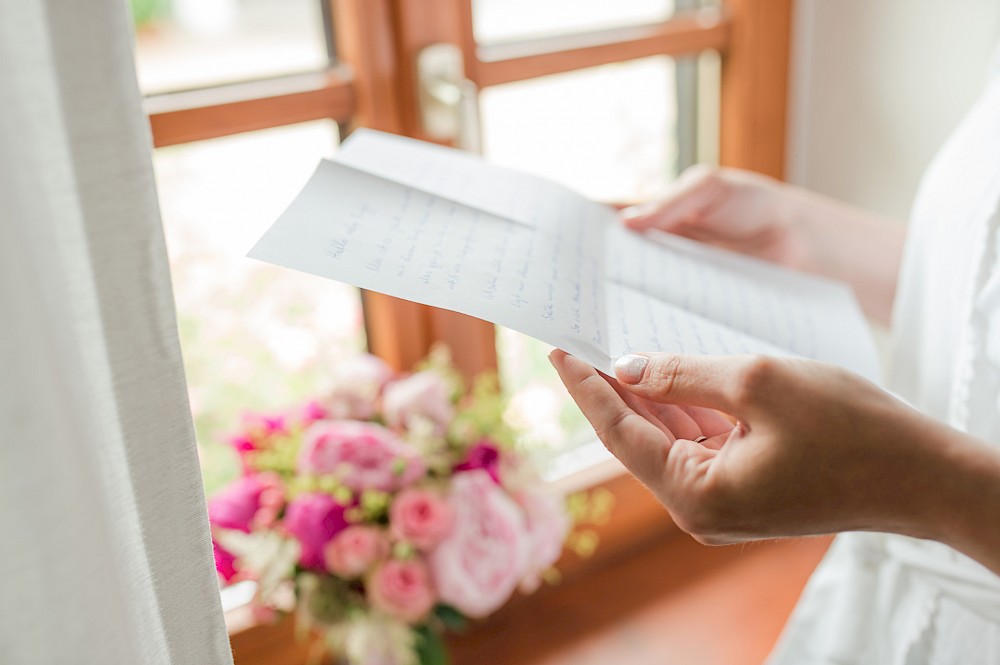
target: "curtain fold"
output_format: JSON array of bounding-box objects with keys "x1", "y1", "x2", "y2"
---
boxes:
[{"x1": 0, "y1": 1, "x2": 233, "y2": 663}]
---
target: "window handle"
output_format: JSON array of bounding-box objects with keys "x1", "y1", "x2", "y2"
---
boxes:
[{"x1": 417, "y1": 43, "x2": 482, "y2": 154}]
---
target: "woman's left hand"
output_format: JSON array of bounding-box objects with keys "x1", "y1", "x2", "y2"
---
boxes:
[{"x1": 549, "y1": 350, "x2": 955, "y2": 545}]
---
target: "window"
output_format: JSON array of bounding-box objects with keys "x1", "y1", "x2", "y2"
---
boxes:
[
  {"x1": 154, "y1": 121, "x2": 366, "y2": 494},
  {"x1": 137, "y1": 0, "x2": 793, "y2": 654}
]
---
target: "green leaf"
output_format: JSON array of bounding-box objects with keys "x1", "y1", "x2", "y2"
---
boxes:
[
  {"x1": 415, "y1": 624, "x2": 449, "y2": 665},
  {"x1": 433, "y1": 605, "x2": 468, "y2": 633}
]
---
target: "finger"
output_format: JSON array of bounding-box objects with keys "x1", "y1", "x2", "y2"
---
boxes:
[
  {"x1": 614, "y1": 352, "x2": 761, "y2": 414},
  {"x1": 603, "y1": 374, "x2": 704, "y2": 439},
  {"x1": 550, "y1": 350, "x2": 672, "y2": 484},
  {"x1": 619, "y1": 165, "x2": 723, "y2": 232},
  {"x1": 682, "y1": 406, "x2": 735, "y2": 438},
  {"x1": 602, "y1": 374, "x2": 677, "y2": 440}
]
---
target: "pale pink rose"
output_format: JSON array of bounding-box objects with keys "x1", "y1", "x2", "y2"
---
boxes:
[
  {"x1": 324, "y1": 354, "x2": 393, "y2": 420},
  {"x1": 324, "y1": 525, "x2": 389, "y2": 577},
  {"x1": 382, "y1": 371, "x2": 455, "y2": 433},
  {"x1": 367, "y1": 559, "x2": 435, "y2": 622},
  {"x1": 429, "y1": 470, "x2": 529, "y2": 618},
  {"x1": 517, "y1": 488, "x2": 571, "y2": 592},
  {"x1": 389, "y1": 488, "x2": 454, "y2": 550},
  {"x1": 298, "y1": 421, "x2": 424, "y2": 492}
]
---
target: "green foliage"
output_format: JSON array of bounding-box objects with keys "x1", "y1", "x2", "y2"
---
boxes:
[
  {"x1": 415, "y1": 624, "x2": 449, "y2": 665},
  {"x1": 432, "y1": 605, "x2": 468, "y2": 633},
  {"x1": 129, "y1": 0, "x2": 169, "y2": 27},
  {"x1": 448, "y1": 372, "x2": 516, "y2": 449}
]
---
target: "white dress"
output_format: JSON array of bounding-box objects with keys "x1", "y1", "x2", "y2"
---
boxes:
[{"x1": 766, "y1": 51, "x2": 1000, "y2": 664}]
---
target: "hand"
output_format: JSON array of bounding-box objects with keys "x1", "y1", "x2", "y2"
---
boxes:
[
  {"x1": 549, "y1": 349, "x2": 953, "y2": 545},
  {"x1": 621, "y1": 166, "x2": 809, "y2": 270},
  {"x1": 622, "y1": 166, "x2": 907, "y2": 323}
]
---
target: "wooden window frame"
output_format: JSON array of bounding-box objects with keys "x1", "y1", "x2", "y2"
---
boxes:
[{"x1": 142, "y1": 0, "x2": 793, "y2": 661}]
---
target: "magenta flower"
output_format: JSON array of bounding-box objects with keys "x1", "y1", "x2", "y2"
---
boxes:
[
  {"x1": 228, "y1": 433, "x2": 256, "y2": 455},
  {"x1": 208, "y1": 475, "x2": 269, "y2": 533},
  {"x1": 284, "y1": 492, "x2": 349, "y2": 570},
  {"x1": 454, "y1": 440, "x2": 501, "y2": 483},
  {"x1": 298, "y1": 421, "x2": 424, "y2": 492},
  {"x1": 213, "y1": 540, "x2": 238, "y2": 582},
  {"x1": 299, "y1": 399, "x2": 329, "y2": 427}
]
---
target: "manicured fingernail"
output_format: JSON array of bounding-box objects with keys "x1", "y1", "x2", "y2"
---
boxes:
[{"x1": 614, "y1": 354, "x2": 648, "y2": 384}]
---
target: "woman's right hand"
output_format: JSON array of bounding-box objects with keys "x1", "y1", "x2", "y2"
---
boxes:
[
  {"x1": 621, "y1": 165, "x2": 907, "y2": 324},
  {"x1": 621, "y1": 165, "x2": 809, "y2": 270}
]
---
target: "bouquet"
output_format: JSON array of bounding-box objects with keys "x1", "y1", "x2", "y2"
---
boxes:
[{"x1": 208, "y1": 351, "x2": 574, "y2": 665}]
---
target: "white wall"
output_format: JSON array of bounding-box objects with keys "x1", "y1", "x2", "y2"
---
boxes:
[{"x1": 787, "y1": 0, "x2": 1000, "y2": 220}]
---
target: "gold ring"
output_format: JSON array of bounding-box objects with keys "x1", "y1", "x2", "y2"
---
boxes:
[{"x1": 694, "y1": 436, "x2": 708, "y2": 443}]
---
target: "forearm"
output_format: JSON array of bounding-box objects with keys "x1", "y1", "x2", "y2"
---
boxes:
[
  {"x1": 921, "y1": 426, "x2": 1000, "y2": 577},
  {"x1": 782, "y1": 186, "x2": 907, "y2": 325}
]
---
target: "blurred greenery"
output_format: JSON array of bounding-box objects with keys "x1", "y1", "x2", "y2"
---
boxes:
[{"x1": 130, "y1": 0, "x2": 169, "y2": 27}]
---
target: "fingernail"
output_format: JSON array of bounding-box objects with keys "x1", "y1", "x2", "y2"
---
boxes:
[
  {"x1": 620, "y1": 205, "x2": 642, "y2": 220},
  {"x1": 614, "y1": 354, "x2": 648, "y2": 384}
]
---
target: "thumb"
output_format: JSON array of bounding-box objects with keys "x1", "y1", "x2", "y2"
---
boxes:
[
  {"x1": 614, "y1": 352, "x2": 758, "y2": 414},
  {"x1": 619, "y1": 165, "x2": 722, "y2": 232}
]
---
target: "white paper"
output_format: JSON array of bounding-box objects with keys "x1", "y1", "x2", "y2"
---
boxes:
[{"x1": 249, "y1": 129, "x2": 881, "y2": 383}]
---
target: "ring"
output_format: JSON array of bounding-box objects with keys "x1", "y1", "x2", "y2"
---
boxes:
[{"x1": 694, "y1": 436, "x2": 708, "y2": 443}]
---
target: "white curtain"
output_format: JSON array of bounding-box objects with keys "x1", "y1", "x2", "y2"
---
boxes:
[{"x1": 0, "y1": 1, "x2": 233, "y2": 663}]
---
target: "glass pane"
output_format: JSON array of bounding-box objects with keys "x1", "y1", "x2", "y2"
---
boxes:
[
  {"x1": 481, "y1": 55, "x2": 678, "y2": 204},
  {"x1": 484, "y1": 54, "x2": 719, "y2": 468},
  {"x1": 132, "y1": 0, "x2": 329, "y2": 94},
  {"x1": 154, "y1": 121, "x2": 367, "y2": 495},
  {"x1": 473, "y1": 0, "x2": 675, "y2": 44}
]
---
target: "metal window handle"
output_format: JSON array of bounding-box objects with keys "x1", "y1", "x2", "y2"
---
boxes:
[{"x1": 417, "y1": 43, "x2": 482, "y2": 154}]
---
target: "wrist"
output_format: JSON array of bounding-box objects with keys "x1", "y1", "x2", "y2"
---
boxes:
[{"x1": 924, "y1": 429, "x2": 1000, "y2": 573}]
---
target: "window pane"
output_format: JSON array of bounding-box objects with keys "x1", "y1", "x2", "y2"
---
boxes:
[
  {"x1": 154, "y1": 121, "x2": 366, "y2": 495},
  {"x1": 481, "y1": 56, "x2": 678, "y2": 204},
  {"x1": 484, "y1": 54, "x2": 719, "y2": 467},
  {"x1": 132, "y1": 0, "x2": 329, "y2": 94},
  {"x1": 473, "y1": 0, "x2": 675, "y2": 44},
  {"x1": 473, "y1": 0, "x2": 722, "y2": 44}
]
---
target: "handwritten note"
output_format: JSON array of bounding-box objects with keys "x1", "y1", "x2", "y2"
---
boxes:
[{"x1": 249, "y1": 130, "x2": 880, "y2": 382}]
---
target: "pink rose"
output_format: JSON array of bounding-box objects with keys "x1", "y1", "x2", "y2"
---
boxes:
[
  {"x1": 325, "y1": 354, "x2": 394, "y2": 420},
  {"x1": 518, "y1": 488, "x2": 570, "y2": 592},
  {"x1": 284, "y1": 492, "x2": 349, "y2": 570},
  {"x1": 429, "y1": 470, "x2": 529, "y2": 618},
  {"x1": 367, "y1": 559, "x2": 435, "y2": 622},
  {"x1": 383, "y1": 371, "x2": 455, "y2": 433},
  {"x1": 324, "y1": 525, "x2": 389, "y2": 577},
  {"x1": 298, "y1": 421, "x2": 424, "y2": 492},
  {"x1": 208, "y1": 475, "x2": 270, "y2": 533},
  {"x1": 454, "y1": 439, "x2": 502, "y2": 483},
  {"x1": 389, "y1": 488, "x2": 454, "y2": 550}
]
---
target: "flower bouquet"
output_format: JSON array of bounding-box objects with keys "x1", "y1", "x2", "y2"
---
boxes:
[{"x1": 208, "y1": 351, "x2": 574, "y2": 665}]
